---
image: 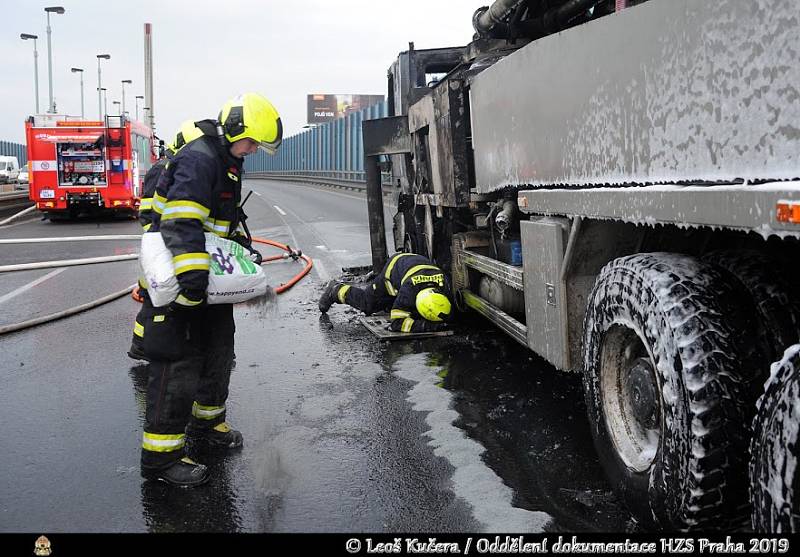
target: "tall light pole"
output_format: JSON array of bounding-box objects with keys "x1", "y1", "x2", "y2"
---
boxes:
[
  {"x1": 96, "y1": 53, "x2": 110, "y2": 119},
  {"x1": 71, "y1": 67, "x2": 84, "y2": 118},
  {"x1": 100, "y1": 87, "x2": 107, "y2": 118},
  {"x1": 112, "y1": 100, "x2": 121, "y2": 116},
  {"x1": 20, "y1": 34, "x2": 40, "y2": 114},
  {"x1": 135, "y1": 95, "x2": 144, "y2": 121},
  {"x1": 121, "y1": 79, "x2": 132, "y2": 120},
  {"x1": 44, "y1": 7, "x2": 66, "y2": 114}
]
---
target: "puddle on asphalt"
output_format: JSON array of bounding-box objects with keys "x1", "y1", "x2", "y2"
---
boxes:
[{"x1": 385, "y1": 330, "x2": 637, "y2": 533}]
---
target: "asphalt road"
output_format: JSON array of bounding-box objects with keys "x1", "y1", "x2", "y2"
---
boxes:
[{"x1": 0, "y1": 179, "x2": 634, "y2": 533}]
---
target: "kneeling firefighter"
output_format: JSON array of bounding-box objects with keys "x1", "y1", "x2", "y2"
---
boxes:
[
  {"x1": 136, "y1": 92, "x2": 282, "y2": 487},
  {"x1": 318, "y1": 252, "x2": 452, "y2": 332}
]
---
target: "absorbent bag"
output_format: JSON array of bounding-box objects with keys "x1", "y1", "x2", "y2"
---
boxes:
[{"x1": 139, "y1": 231, "x2": 267, "y2": 307}]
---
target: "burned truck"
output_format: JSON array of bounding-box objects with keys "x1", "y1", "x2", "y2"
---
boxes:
[{"x1": 362, "y1": 0, "x2": 800, "y2": 531}]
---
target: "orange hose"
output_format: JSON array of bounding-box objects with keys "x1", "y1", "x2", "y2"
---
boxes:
[
  {"x1": 133, "y1": 237, "x2": 313, "y2": 303},
  {"x1": 252, "y1": 236, "x2": 314, "y2": 294}
]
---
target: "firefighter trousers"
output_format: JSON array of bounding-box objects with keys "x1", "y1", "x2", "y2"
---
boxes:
[
  {"x1": 140, "y1": 302, "x2": 235, "y2": 470},
  {"x1": 340, "y1": 275, "x2": 393, "y2": 315}
]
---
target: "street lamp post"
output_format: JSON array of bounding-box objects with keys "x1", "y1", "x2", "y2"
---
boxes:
[
  {"x1": 112, "y1": 100, "x2": 121, "y2": 116},
  {"x1": 96, "y1": 54, "x2": 110, "y2": 119},
  {"x1": 71, "y1": 67, "x2": 84, "y2": 118},
  {"x1": 100, "y1": 87, "x2": 108, "y2": 118},
  {"x1": 44, "y1": 7, "x2": 66, "y2": 113},
  {"x1": 135, "y1": 95, "x2": 144, "y2": 121},
  {"x1": 121, "y1": 79, "x2": 132, "y2": 120},
  {"x1": 20, "y1": 34, "x2": 40, "y2": 114}
]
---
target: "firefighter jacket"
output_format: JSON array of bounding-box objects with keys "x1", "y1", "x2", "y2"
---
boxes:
[
  {"x1": 137, "y1": 157, "x2": 170, "y2": 232},
  {"x1": 381, "y1": 253, "x2": 451, "y2": 333},
  {"x1": 139, "y1": 120, "x2": 216, "y2": 233},
  {"x1": 148, "y1": 133, "x2": 244, "y2": 306}
]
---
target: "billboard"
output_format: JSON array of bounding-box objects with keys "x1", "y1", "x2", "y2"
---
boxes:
[{"x1": 307, "y1": 94, "x2": 384, "y2": 124}]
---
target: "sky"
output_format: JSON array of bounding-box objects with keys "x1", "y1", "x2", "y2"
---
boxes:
[{"x1": 1, "y1": 1, "x2": 478, "y2": 144}]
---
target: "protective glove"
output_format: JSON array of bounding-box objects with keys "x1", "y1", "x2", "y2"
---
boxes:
[
  {"x1": 169, "y1": 288, "x2": 206, "y2": 312},
  {"x1": 230, "y1": 232, "x2": 252, "y2": 249},
  {"x1": 419, "y1": 321, "x2": 448, "y2": 333},
  {"x1": 230, "y1": 233, "x2": 262, "y2": 265},
  {"x1": 249, "y1": 247, "x2": 263, "y2": 265}
]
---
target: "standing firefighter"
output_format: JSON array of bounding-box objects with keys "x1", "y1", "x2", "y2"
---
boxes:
[
  {"x1": 319, "y1": 252, "x2": 452, "y2": 332},
  {"x1": 137, "y1": 92, "x2": 282, "y2": 487}
]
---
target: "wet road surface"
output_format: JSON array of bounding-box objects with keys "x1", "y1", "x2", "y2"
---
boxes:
[{"x1": 0, "y1": 179, "x2": 634, "y2": 533}]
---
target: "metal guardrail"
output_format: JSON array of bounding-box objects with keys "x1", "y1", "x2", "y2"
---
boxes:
[
  {"x1": 0, "y1": 190, "x2": 33, "y2": 214},
  {"x1": 248, "y1": 172, "x2": 396, "y2": 196}
]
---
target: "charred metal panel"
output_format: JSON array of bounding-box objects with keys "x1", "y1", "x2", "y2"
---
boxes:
[
  {"x1": 517, "y1": 182, "x2": 800, "y2": 237},
  {"x1": 521, "y1": 218, "x2": 570, "y2": 370},
  {"x1": 471, "y1": 0, "x2": 800, "y2": 191},
  {"x1": 389, "y1": 47, "x2": 465, "y2": 117},
  {"x1": 362, "y1": 116, "x2": 410, "y2": 157},
  {"x1": 408, "y1": 80, "x2": 470, "y2": 207}
]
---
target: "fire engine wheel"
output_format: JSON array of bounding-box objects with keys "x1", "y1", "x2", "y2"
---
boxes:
[
  {"x1": 583, "y1": 253, "x2": 755, "y2": 530},
  {"x1": 750, "y1": 344, "x2": 800, "y2": 533}
]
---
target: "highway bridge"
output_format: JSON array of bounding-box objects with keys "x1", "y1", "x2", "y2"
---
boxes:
[{"x1": 0, "y1": 176, "x2": 632, "y2": 533}]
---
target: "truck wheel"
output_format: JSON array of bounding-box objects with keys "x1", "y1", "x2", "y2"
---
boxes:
[
  {"x1": 583, "y1": 253, "x2": 755, "y2": 530},
  {"x1": 705, "y1": 250, "x2": 800, "y2": 365},
  {"x1": 750, "y1": 344, "x2": 800, "y2": 533}
]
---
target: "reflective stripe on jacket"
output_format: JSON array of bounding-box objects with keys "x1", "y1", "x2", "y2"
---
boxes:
[{"x1": 148, "y1": 134, "x2": 244, "y2": 295}]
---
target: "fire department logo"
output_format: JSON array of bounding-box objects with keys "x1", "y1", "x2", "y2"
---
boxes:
[
  {"x1": 34, "y1": 535, "x2": 52, "y2": 556},
  {"x1": 40, "y1": 161, "x2": 50, "y2": 170}
]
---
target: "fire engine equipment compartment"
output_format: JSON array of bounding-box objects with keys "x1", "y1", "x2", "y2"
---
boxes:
[{"x1": 57, "y1": 140, "x2": 106, "y2": 186}]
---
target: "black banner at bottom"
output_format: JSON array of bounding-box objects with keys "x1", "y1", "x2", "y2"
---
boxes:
[{"x1": 4, "y1": 532, "x2": 797, "y2": 556}]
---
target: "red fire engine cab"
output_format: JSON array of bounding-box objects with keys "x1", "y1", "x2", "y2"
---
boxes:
[{"x1": 25, "y1": 114, "x2": 156, "y2": 219}]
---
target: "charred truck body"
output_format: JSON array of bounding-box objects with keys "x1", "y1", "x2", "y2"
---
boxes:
[{"x1": 363, "y1": 0, "x2": 800, "y2": 531}]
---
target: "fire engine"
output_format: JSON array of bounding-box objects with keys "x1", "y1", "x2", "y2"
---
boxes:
[{"x1": 25, "y1": 114, "x2": 156, "y2": 219}]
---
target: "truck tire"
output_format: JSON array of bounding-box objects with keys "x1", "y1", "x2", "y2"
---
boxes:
[
  {"x1": 750, "y1": 344, "x2": 800, "y2": 533},
  {"x1": 583, "y1": 253, "x2": 756, "y2": 530},
  {"x1": 705, "y1": 250, "x2": 800, "y2": 365}
]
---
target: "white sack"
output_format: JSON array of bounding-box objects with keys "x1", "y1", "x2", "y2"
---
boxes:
[{"x1": 139, "y1": 232, "x2": 267, "y2": 307}]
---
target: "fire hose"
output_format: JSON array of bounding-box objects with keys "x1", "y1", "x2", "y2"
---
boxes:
[{"x1": 0, "y1": 234, "x2": 314, "y2": 335}]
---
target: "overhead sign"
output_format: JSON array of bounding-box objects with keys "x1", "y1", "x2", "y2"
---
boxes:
[{"x1": 307, "y1": 94, "x2": 384, "y2": 124}]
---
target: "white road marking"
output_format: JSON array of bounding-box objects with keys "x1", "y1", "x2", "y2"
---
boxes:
[
  {"x1": 395, "y1": 353, "x2": 553, "y2": 532},
  {"x1": 252, "y1": 191, "x2": 262, "y2": 197},
  {"x1": 313, "y1": 258, "x2": 331, "y2": 282},
  {"x1": 0, "y1": 268, "x2": 66, "y2": 305},
  {"x1": 251, "y1": 194, "x2": 323, "y2": 281}
]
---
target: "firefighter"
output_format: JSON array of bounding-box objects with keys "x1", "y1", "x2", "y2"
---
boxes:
[
  {"x1": 318, "y1": 252, "x2": 452, "y2": 332},
  {"x1": 137, "y1": 92, "x2": 282, "y2": 487},
  {"x1": 128, "y1": 120, "x2": 205, "y2": 362}
]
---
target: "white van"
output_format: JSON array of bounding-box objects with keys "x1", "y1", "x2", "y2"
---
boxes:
[{"x1": 0, "y1": 156, "x2": 20, "y2": 184}]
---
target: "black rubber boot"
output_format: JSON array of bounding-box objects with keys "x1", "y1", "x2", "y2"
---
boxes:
[
  {"x1": 141, "y1": 457, "x2": 210, "y2": 487},
  {"x1": 318, "y1": 280, "x2": 342, "y2": 313},
  {"x1": 187, "y1": 422, "x2": 244, "y2": 451},
  {"x1": 127, "y1": 334, "x2": 150, "y2": 362}
]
